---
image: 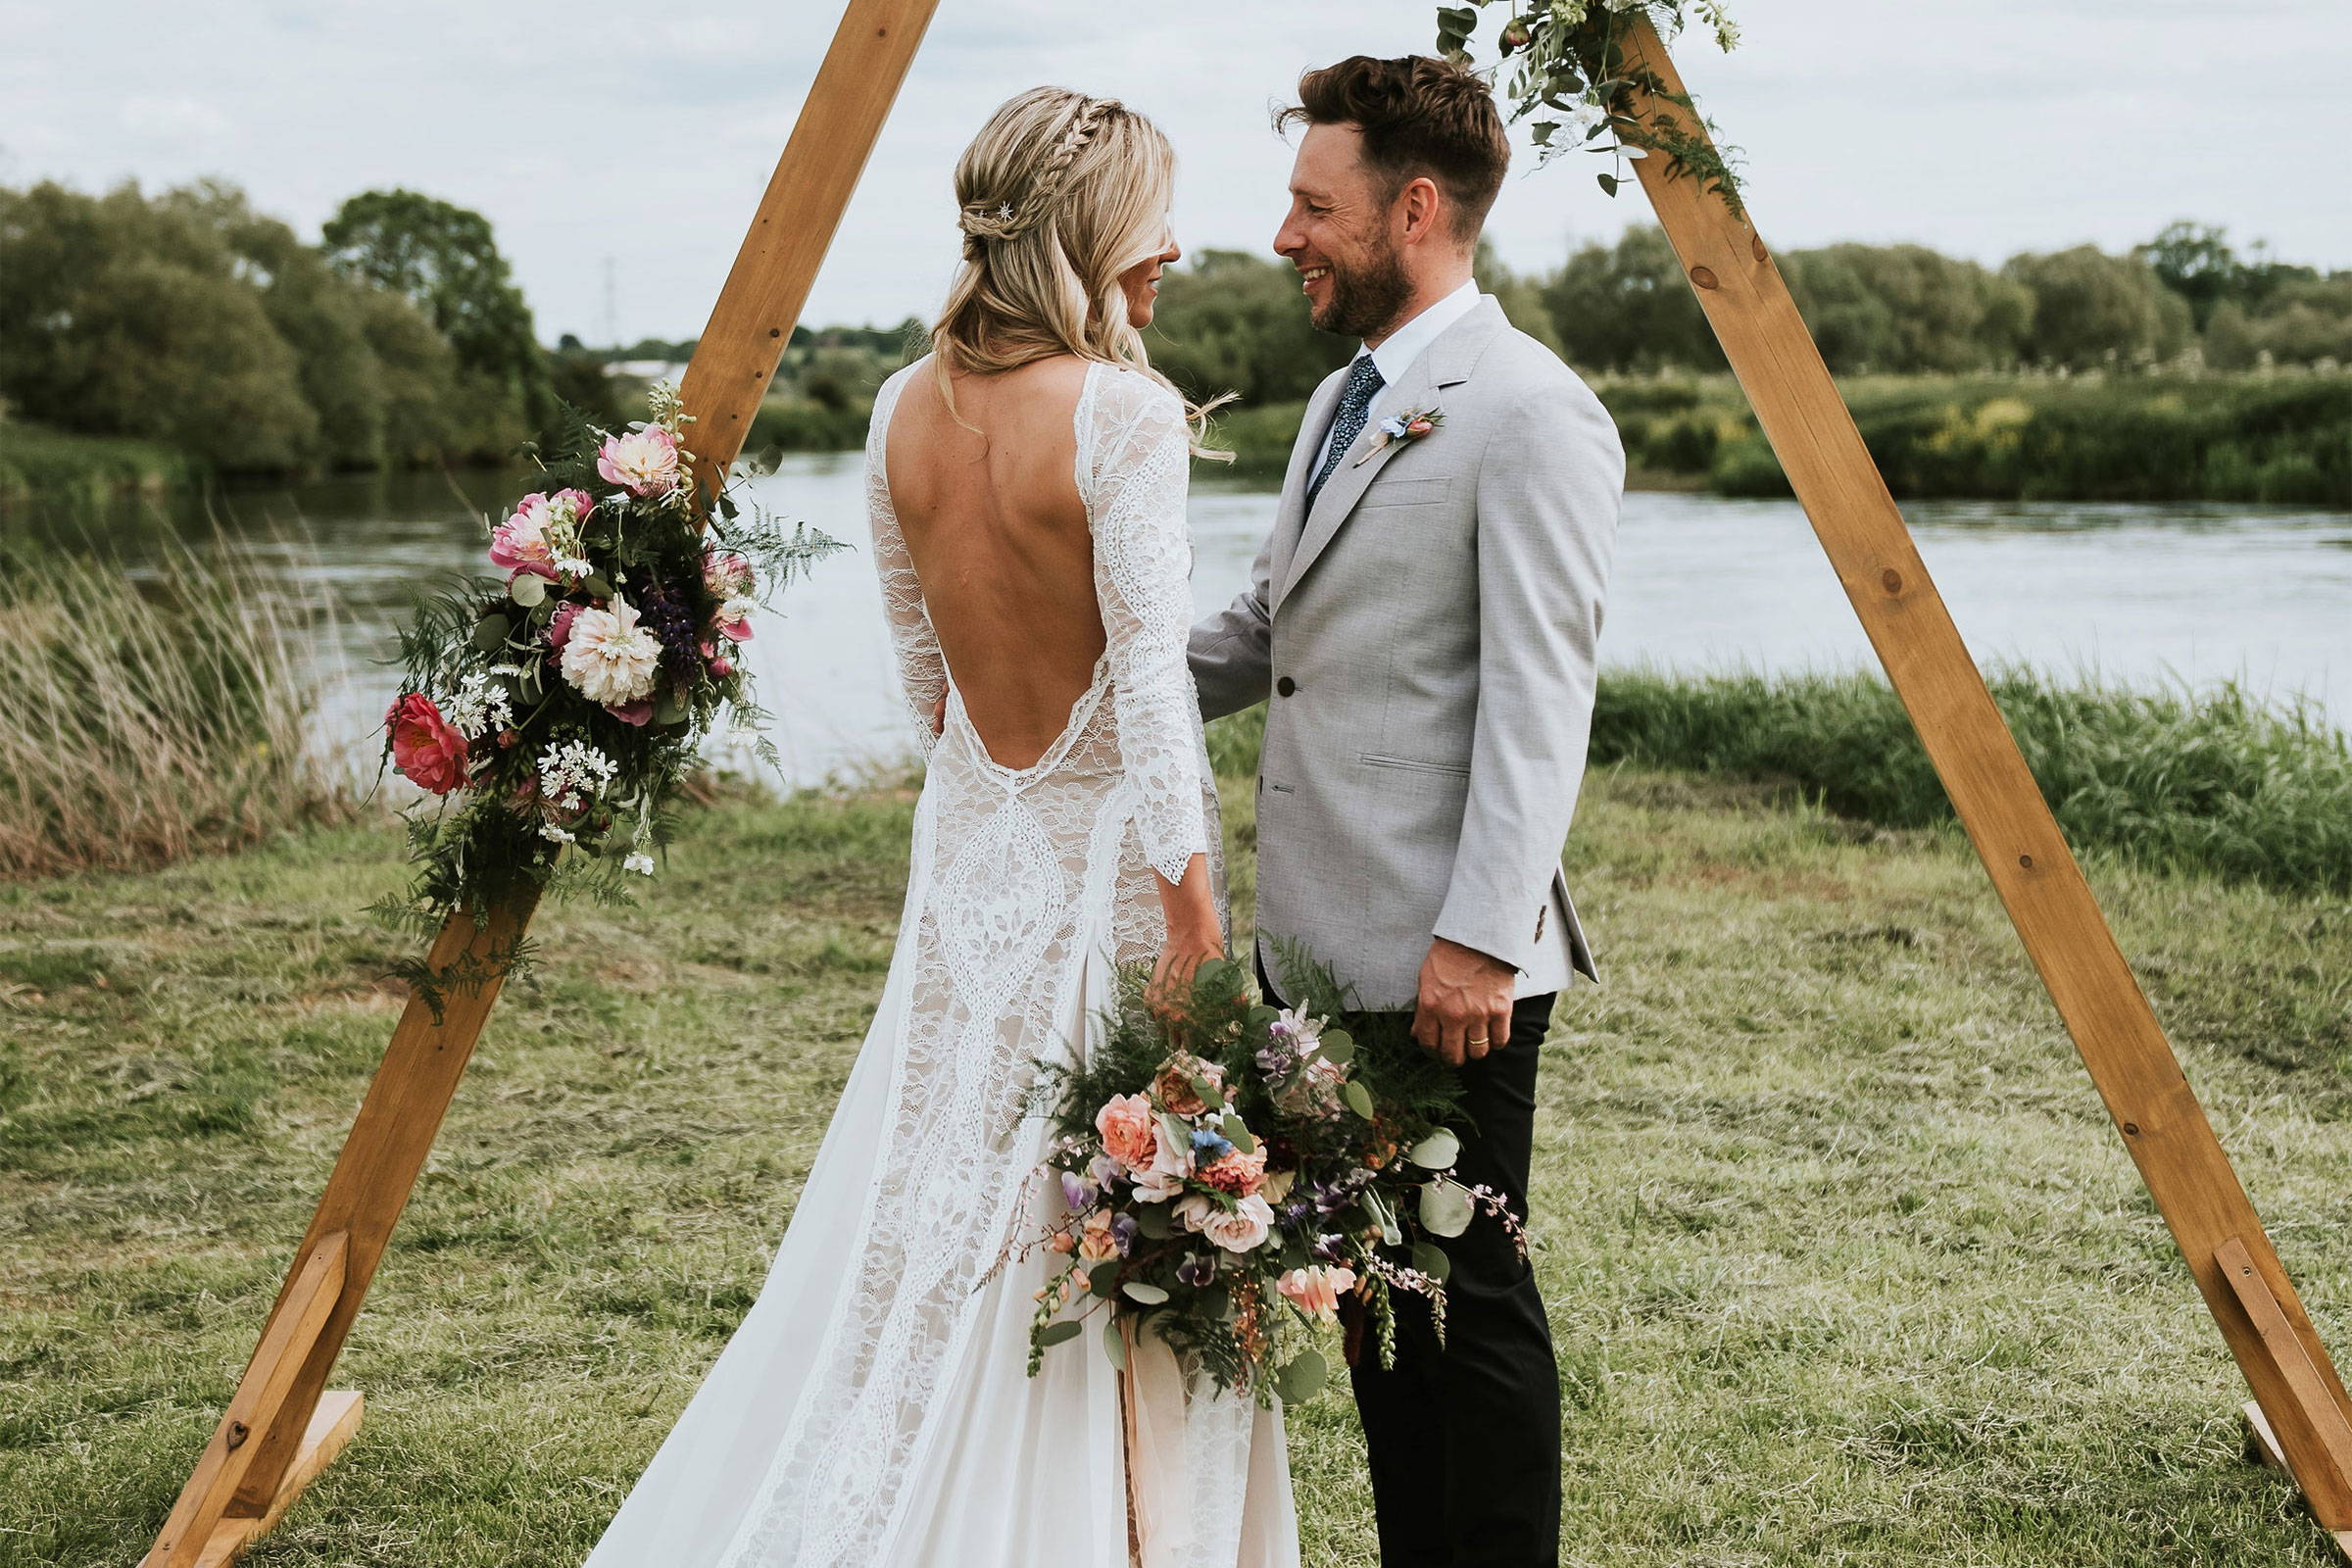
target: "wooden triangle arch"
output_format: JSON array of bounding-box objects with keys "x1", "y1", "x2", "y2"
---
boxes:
[{"x1": 142, "y1": 4, "x2": 2352, "y2": 1562}]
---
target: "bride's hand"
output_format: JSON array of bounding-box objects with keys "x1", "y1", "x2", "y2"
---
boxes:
[{"x1": 1148, "y1": 855, "x2": 1222, "y2": 1019}]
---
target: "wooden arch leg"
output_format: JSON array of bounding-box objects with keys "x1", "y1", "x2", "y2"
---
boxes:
[
  {"x1": 141, "y1": 1, "x2": 942, "y2": 1560},
  {"x1": 1618, "y1": 17, "x2": 2352, "y2": 1549}
]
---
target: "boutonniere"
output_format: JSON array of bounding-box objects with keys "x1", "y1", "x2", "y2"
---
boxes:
[{"x1": 1354, "y1": 405, "x2": 1444, "y2": 465}]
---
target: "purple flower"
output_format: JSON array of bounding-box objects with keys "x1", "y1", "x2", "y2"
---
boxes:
[
  {"x1": 1060, "y1": 1171, "x2": 1100, "y2": 1212},
  {"x1": 1110, "y1": 1213, "x2": 1140, "y2": 1257},
  {"x1": 1089, "y1": 1153, "x2": 1125, "y2": 1191},
  {"x1": 1175, "y1": 1253, "x2": 1216, "y2": 1288}
]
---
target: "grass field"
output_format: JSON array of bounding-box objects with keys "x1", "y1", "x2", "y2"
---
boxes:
[{"x1": 4, "y1": 768, "x2": 2350, "y2": 1565}]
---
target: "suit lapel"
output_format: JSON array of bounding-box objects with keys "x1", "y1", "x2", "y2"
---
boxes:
[
  {"x1": 1275, "y1": 299, "x2": 1510, "y2": 610},
  {"x1": 1269, "y1": 368, "x2": 1348, "y2": 592}
]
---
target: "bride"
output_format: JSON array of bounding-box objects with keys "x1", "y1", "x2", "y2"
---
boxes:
[{"x1": 583, "y1": 88, "x2": 1298, "y2": 1568}]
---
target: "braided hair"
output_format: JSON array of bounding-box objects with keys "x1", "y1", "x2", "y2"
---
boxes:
[{"x1": 927, "y1": 87, "x2": 1229, "y2": 458}]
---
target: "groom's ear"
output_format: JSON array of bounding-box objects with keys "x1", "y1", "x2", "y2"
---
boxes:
[{"x1": 1395, "y1": 173, "x2": 1447, "y2": 247}]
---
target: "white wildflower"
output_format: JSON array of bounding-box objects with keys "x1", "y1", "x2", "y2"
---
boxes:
[
  {"x1": 536, "y1": 738, "x2": 618, "y2": 813},
  {"x1": 441, "y1": 670, "x2": 513, "y2": 738},
  {"x1": 623, "y1": 852, "x2": 656, "y2": 876}
]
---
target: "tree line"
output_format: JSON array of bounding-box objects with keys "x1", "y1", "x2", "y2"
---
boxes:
[{"x1": 0, "y1": 179, "x2": 620, "y2": 475}]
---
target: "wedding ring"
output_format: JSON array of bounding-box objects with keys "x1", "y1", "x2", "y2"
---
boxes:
[{"x1": 1466, "y1": 1035, "x2": 1490, "y2": 1047}]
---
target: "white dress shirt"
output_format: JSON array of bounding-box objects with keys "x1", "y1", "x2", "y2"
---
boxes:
[{"x1": 1312, "y1": 276, "x2": 1486, "y2": 474}]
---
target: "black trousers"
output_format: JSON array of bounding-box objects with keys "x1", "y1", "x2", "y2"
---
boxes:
[{"x1": 1261, "y1": 960, "x2": 1562, "y2": 1568}]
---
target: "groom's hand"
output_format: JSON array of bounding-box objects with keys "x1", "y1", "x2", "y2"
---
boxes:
[{"x1": 1413, "y1": 938, "x2": 1516, "y2": 1067}]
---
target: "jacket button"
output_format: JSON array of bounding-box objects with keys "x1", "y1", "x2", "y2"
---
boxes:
[{"x1": 1275, "y1": 676, "x2": 1297, "y2": 697}]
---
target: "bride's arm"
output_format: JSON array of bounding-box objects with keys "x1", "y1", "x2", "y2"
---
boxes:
[
  {"x1": 1086, "y1": 370, "x2": 1220, "y2": 993},
  {"x1": 865, "y1": 371, "x2": 949, "y2": 753}
]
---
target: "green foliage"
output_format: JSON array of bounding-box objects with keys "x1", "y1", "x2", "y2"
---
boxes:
[
  {"x1": 0, "y1": 177, "x2": 534, "y2": 475},
  {"x1": 1148, "y1": 249, "x2": 1354, "y2": 409},
  {"x1": 2001, "y1": 245, "x2": 2192, "y2": 369},
  {"x1": 1543, "y1": 224, "x2": 1725, "y2": 373},
  {"x1": 1781, "y1": 244, "x2": 2034, "y2": 373},
  {"x1": 1587, "y1": 666, "x2": 2352, "y2": 895},
  {"x1": 321, "y1": 187, "x2": 558, "y2": 441}
]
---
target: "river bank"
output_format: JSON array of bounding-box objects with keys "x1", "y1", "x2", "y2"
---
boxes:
[{"x1": 3, "y1": 769, "x2": 2346, "y2": 1565}]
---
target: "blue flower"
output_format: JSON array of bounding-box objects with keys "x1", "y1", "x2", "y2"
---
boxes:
[{"x1": 1191, "y1": 1128, "x2": 1234, "y2": 1162}]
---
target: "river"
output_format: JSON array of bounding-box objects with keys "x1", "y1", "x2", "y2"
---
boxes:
[{"x1": 29, "y1": 457, "x2": 2351, "y2": 783}]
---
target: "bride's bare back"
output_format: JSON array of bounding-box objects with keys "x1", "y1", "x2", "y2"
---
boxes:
[{"x1": 884, "y1": 356, "x2": 1108, "y2": 769}]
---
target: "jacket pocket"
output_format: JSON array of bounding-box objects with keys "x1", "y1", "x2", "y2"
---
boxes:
[{"x1": 1358, "y1": 752, "x2": 1471, "y2": 777}]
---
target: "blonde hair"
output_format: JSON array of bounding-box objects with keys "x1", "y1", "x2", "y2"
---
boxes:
[{"x1": 931, "y1": 87, "x2": 1230, "y2": 457}]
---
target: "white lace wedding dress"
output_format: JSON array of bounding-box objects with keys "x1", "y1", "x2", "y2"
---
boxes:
[{"x1": 582, "y1": 359, "x2": 1298, "y2": 1568}]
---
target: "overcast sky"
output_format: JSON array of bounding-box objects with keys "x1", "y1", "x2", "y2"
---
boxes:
[{"x1": 6, "y1": 1, "x2": 2348, "y2": 346}]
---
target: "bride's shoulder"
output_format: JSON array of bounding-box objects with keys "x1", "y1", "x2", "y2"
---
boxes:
[{"x1": 1087, "y1": 361, "x2": 1184, "y2": 426}]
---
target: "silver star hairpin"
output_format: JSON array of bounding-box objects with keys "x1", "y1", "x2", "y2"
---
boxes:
[{"x1": 997, "y1": 202, "x2": 1014, "y2": 220}]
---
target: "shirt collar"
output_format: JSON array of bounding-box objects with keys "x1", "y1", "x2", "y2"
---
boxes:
[{"x1": 1357, "y1": 276, "x2": 1484, "y2": 386}]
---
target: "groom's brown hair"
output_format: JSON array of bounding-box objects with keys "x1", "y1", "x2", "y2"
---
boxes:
[{"x1": 1278, "y1": 55, "x2": 1509, "y2": 243}]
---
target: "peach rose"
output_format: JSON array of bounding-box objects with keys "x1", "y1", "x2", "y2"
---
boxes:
[
  {"x1": 1095, "y1": 1093, "x2": 1158, "y2": 1174},
  {"x1": 597, "y1": 425, "x2": 682, "y2": 498},
  {"x1": 1176, "y1": 1193, "x2": 1274, "y2": 1253},
  {"x1": 1152, "y1": 1054, "x2": 1225, "y2": 1117}
]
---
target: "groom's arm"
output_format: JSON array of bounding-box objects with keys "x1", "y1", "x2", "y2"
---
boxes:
[
  {"x1": 1431, "y1": 374, "x2": 1624, "y2": 988},
  {"x1": 1187, "y1": 529, "x2": 1277, "y2": 722}
]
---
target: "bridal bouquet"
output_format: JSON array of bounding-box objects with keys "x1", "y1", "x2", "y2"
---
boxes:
[
  {"x1": 376, "y1": 384, "x2": 833, "y2": 1000},
  {"x1": 1020, "y1": 951, "x2": 1524, "y2": 1403}
]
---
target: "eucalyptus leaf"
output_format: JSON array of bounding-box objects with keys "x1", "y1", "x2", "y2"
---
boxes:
[
  {"x1": 1410, "y1": 1241, "x2": 1453, "y2": 1284},
  {"x1": 1318, "y1": 1027, "x2": 1354, "y2": 1066},
  {"x1": 1219, "y1": 1112, "x2": 1257, "y2": 1155},
  {"x1": 1134, "y1": 1204, "x2": 1173, "y2": 1240},
  {"x1": 1121, "y1": 1281, "x2": 1170, "y2": 1305},
  {"x1": 1196, "y1": 957, "x2": 1240, "y2": 996},
  {"x1": 583, "y1": 573, "x2": 614, "y2": 599},
  {"x1": 1407, "y1": 1128, "x2": 1461, "y2": 1170},
  {"x1": 1273, "y1": 1348, "x2": 1328, "y2": 1403},
  {"x1": 654, "y1": 692, "x2": 687, "y2": 726},
  {"x1": 1420, "y1": 1179, "x2": 1475, "y2": 1238},
  {"x1": 1087, "y1": 1260, "x2": 1122, "y2": 1298},
  {"x1": 1343, "y1": 1080, "x2": 1376, "y2": 1120},
  {"x1": 470, "y1": 613, "x2": 512, "y2": 654},
  {"x1": 1247, "y1": 1005, "x2": 1280, "y2": 1032},
  {"x1": 1597, "y1": 172, "x2": 1619, "y2": 196},
  {"x1": 1102, "y1": 1317, "x2": 1127, "y2": 1370},
  {"x1": 508, "y1": 573, "x2": 547, "y2": 608},
  {"x1": 1037, "y1": 1319, "x2": 1083, "y2": 1348}
]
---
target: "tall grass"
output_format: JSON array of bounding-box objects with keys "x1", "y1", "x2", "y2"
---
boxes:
[
  {"x1": 1204, "y1": 666, "x2": 2352, "y2": 895},
  {"x1": 0, "y1": 541, "x2": 352, "y2": 877},
  {"x1": 1590, "y1": 665, "x2": 2352, "y2": 895}
]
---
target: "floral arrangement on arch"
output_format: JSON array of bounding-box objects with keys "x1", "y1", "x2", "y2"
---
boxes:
[
  {"x1": 1015, "y1": 950, "x2": 1523, "y2": 1404},
  {"x1": 1436, "y1": 0, "x2": 1745, "y2": 215},
  {"x1": 378, "y1": 385, "x2": 834, "y2": 998}
]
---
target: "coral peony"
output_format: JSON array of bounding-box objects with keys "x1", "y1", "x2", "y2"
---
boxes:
[
  {"x1": 598, "y1": 425, "x2": 683, "y2": 498},
  {"x1": 559, "y1": 597, "x2": 663, "y2": 706},
  {"x1": 1197, "y1": 1146, "x2": 1267, "y2": 1199},
  {"x1": 386, "y1": 693, "x2": 468, "y2": 794}
]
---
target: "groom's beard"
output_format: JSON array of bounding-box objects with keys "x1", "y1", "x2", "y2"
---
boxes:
[{"x1": 1312, "y1": 240, "x2": 1414, "y2": 340}]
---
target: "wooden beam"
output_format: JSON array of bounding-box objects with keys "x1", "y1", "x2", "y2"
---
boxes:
[
  {"x1": 679, "y1": 0, "x2": 943, "y2": 494},
  {"x1": 143, "y1": 1, "x2": 941, "y2": 1557},
  {"x1": 1615, "y1": 15, "x2": 2352, "y2": 1530}
]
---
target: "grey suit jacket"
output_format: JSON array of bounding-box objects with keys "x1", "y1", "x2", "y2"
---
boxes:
[{"x1": 1189, "y1": 297, "x2": 1623, "y2": 1009}]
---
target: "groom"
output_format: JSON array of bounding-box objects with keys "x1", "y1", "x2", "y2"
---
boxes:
[{"x1": 1189, "y1": 55, "x2": 1623, "y2": 1568}]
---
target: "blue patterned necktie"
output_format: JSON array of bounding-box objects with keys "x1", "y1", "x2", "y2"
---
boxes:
[{"x1": 1305, "y1": 355, "x2": 1386, "y2": 508}]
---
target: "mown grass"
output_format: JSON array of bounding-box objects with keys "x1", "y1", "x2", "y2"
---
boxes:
[
  {"x1": 1210, "y1": 664, "x2": 2352, "y2": 899},
  {"x1": 0, "y1": 542, "x2": 353, "y2": 878},
  {"x1": 3, "y1": 767, "x2": 2348, "y2": 1565}
]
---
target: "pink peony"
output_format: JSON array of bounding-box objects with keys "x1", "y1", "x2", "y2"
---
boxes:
[
  {"x1": 559, "y1": 597, "x2": 662, "y2": 706},
  {"x1": 1197, "y1": 1147, "x2": 1267, "y2": 1199},
  {"x1": 386, "y1": 694, "x2": 468, "y2": 794},
  {"x1": 598, "y1": 425, "x2": 683, "y2": 498},
  {"x1": 704, "y1": 551, "x2": 757, "y2": 641},
  {"x1": 490, "y1": 489, "x2": 592, "y2": 580},
  {"x1": 547, "y1": 600, "x2": 583, "y2": 651},
  {"x1": 1276, "y1": 1264, "x2": 1357, "y2": 1323},
  {"x1": 1095, "y1": 1093, "x2": 1158, "y2": 1175}
]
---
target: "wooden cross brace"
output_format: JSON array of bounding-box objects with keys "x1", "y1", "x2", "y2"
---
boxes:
[{"x1": 142, "y1": 5, "x2": 2350, "y2": 1562}]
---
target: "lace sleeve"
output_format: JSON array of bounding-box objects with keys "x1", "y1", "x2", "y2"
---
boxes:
[
  {"x1": 866, "y1": 367, "x2": 948, "y2": 756},
  {"x1": 1081, "y1": 368, "x2": 1210, "y2": 885}
]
